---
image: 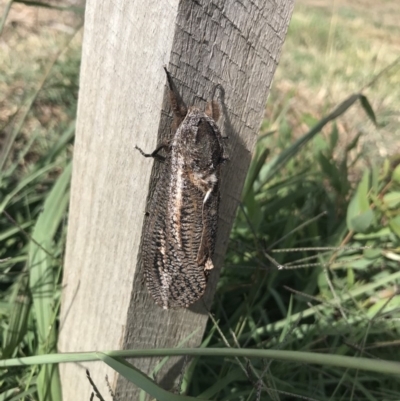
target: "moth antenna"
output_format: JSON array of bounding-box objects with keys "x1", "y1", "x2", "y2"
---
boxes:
[
  {"x1": 205, "y1": 100, "x2": 220, "y2": 122},
  {"x1": 211, "y1": 83, "x2": 222, "y2": 102},
  {"x1": 163, "y1": 66, "x2": 187, "y2": 129},
  {"x1": 205, "y1": 83, "x2": 222, "y2": 121}
]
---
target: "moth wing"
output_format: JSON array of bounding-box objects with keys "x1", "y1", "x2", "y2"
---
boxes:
[
  {"x1": 143, "y1": 156, "x2": 208, "y2": 309},
  {"x1": 142, "y1": 156, "x2": 173, "y2": 308},
  {"x1": 164, "y1": 172, "x2": 208, "y2": 308}
]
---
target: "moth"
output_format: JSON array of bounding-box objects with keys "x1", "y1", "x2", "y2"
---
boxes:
[{"x1": 136, "y1": 68, "x2": 226, "y2": 309}]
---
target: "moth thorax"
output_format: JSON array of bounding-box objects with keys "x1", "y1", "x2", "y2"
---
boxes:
[{"x1": 193, "y1": 170, "x2": 218, "y2": 193}]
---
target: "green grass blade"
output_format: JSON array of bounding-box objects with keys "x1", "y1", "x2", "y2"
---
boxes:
[
  {"x1": 43, "y1": 121, "x2": 75, "y2": 164},
  {"x1": 98, "y1": 353, "x2": 201, "y2": 401},
  {"x1": 3, "y1": 131, "x2": 41, "y2": 179},
  {"x1": 6, "y1": 386, "x2": 37, "y2": 401},
  {"x1": 2, "y1": 348, "x2": 400, "y2": 377},
  {"x1": 0, "y1": 222, "x2": 32, "y2": 242},
  {"x1": 0, "y1": 161, "x2": 60, "y2": 213},
  {"x1": 29, "y1": 162, "x2": 71, "y2": 401},
  {"x1": 359, "y1": 94, "x2": 377, "y2": 125},
  {"x1": 346, "y1": 170, "x2": 371, "y2": 231},
  {"x1": 197, "y1": 368, "x2": 243, "y2": 399},
  {"x1": 2, "y1": 277, "x2": 31, "y2": 359},
  {"x1": 242, "y1": 146, "x2": 270, "y2": 201}
]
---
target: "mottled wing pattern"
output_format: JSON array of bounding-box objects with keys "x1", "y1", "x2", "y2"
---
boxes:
[
  {"x1": 141, "y1": 68, "x2": 225, "y2": 309},
  {"x1": 163, "y1": 152, "x2": 209, "y2": 308},
  {"x1": 142, "y1": 152, "x2": 170, "y2": 307},
  {"x1": 143, "y1": 110, "x2": 224, "y2": 309},
  {"x1": 143, "y1": 155, "x2": 208, "y2": 309}
]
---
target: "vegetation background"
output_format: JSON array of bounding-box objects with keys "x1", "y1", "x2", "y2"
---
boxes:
[{"x1": 0, "y1": 0, "x2": 399, "y2": 400}]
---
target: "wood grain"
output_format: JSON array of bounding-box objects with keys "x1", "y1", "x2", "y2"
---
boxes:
[{"x1": 58, "y1": 0, "x2": 294, "y2": 400}]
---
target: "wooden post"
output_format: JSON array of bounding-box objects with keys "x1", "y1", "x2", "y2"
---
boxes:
[{"x1": 58, "y1": 0, "x2": 294, "y2": 400}]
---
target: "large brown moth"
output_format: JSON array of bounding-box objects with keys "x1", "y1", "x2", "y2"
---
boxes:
[{"x1": 136, "y1": 68, "x2": 226, "y2": 309}]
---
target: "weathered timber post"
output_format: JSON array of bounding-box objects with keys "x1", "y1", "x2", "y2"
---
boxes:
[{"x1": 58, "y1": 0, "x2": 294, "y2": 399}]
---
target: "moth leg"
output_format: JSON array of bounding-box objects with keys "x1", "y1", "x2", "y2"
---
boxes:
[
  {"x1": 135, "y1": 142, "x2": 170, "y2": 162},
  {"x1": 196, "y1": 192, "x2": 216, "y2": 269},
  {"x1": 164, "y1": 67, "x2": 188, "y2": 130}
]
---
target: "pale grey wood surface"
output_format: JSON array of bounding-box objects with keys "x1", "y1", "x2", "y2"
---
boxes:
[{"x1": 58, "y1": 1, "x2": 294, "y2": 400}]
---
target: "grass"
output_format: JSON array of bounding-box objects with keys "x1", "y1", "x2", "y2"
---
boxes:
[
  {"x1": 0, "y1": 0, "x2": 400, "y2": 400},
  {"x1": 272, "y1": 0, "x2": 400, "y2": 166}
]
